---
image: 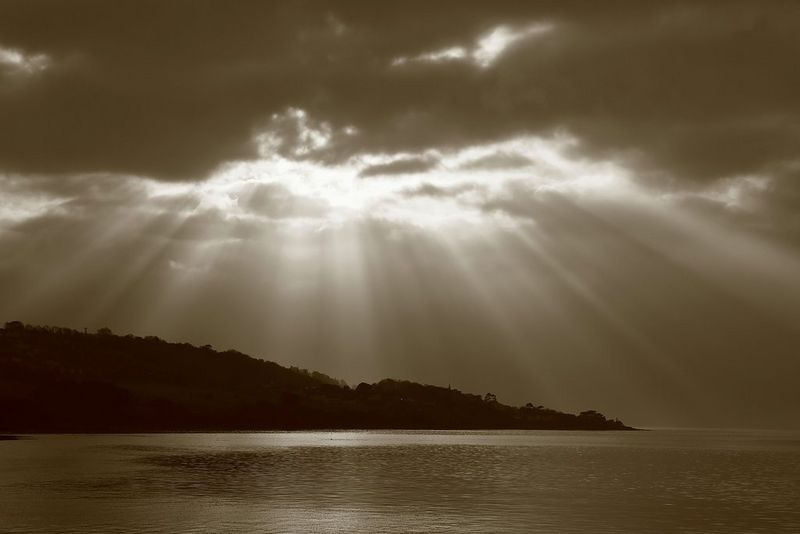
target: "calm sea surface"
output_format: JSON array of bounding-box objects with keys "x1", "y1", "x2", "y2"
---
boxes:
[{"x1": 1, "y1": 429, "x2": 799, "y2": 533}]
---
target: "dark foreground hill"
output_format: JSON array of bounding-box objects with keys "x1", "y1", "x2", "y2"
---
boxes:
[{"x1": 0, "y1": 322, "x2": 632, "y2": 432}]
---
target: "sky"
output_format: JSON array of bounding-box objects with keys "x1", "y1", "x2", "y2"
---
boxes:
[{"x1": 1, "y1": 0, "x2": 799, "y2": 428}]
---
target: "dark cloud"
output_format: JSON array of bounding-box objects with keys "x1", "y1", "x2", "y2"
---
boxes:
[
  {"x1": 359, "y1": 156, "x2": 438, "y2": 178},
  {"x1": 402, "y1": 182, "x2": 483, "y2": 198},
  {"x1": 312, "y1": 1, "x2": 800, "y2": 190},
  {"x1": 0, "y1": 1, "x2": 513, "y2": 180},
  {"x1": 1, "y1": 1, "x2": 798, "y2": 191},
  {"x1": 459, "y1": 151, "x2": 534, "y2": 171}
]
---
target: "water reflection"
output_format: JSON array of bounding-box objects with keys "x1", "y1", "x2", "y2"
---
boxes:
[{"x1": 1, "y1": 430, "x2": 799, "y2": 533}]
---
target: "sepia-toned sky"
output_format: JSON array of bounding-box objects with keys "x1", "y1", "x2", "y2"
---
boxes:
[{"x1": 1, "y1": 1, "x2": 799, "y2": 428}]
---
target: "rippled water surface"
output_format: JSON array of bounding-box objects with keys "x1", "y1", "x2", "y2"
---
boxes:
[{"x1": 1, "y1": 429, "x2": 799, "y2": 533}]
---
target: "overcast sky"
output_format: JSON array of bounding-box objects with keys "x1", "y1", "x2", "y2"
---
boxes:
[{"x1": 1, "y1": 1, "x2": 799, "y2": 428}]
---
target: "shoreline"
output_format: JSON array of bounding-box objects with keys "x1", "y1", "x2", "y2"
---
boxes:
[{"x1": 0, "y1": 427, "x2": 639, "y2": 436}]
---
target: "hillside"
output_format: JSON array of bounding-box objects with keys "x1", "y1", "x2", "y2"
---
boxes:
[{"x1": 0, "y1": 322, "x2": 632, "y2": 432}]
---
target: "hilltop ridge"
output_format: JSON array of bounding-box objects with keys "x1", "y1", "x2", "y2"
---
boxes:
[{"x1": 0, "y1": 322, "x2": 632, "y2": 432}]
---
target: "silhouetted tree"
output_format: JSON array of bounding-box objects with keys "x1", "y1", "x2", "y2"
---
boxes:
[{"x1": 578, "y1": 410, "x2": 607, "y2": 422}]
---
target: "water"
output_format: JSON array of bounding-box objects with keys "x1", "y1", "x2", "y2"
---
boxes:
[{"x1": 1, "y1": 430, "x2": 799, "y2": 533}]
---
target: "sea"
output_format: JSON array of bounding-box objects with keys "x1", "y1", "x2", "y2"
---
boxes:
[{"x1": 1, "y1": 429, "x2": 798, "y2": 533}]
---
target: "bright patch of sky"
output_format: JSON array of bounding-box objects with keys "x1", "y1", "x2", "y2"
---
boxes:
[
  {"x1": 392, "y1": 23, "x2": 553, "y2": 68},
  {"x1": 0, "y1": 45, "x2": 49, "y2": 74}
]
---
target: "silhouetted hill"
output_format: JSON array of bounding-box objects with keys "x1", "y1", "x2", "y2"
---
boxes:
[{"x1": 0, "y1": 322, "x2": 633, "y2": 432}]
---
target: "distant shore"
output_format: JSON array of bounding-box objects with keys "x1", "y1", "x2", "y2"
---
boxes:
[
  {"x1": 0, "y1": 428, "x2": 640, "y2": 435},
  {"x1": 1, "y1": 322, "x2": 634, "y2": 433}
]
